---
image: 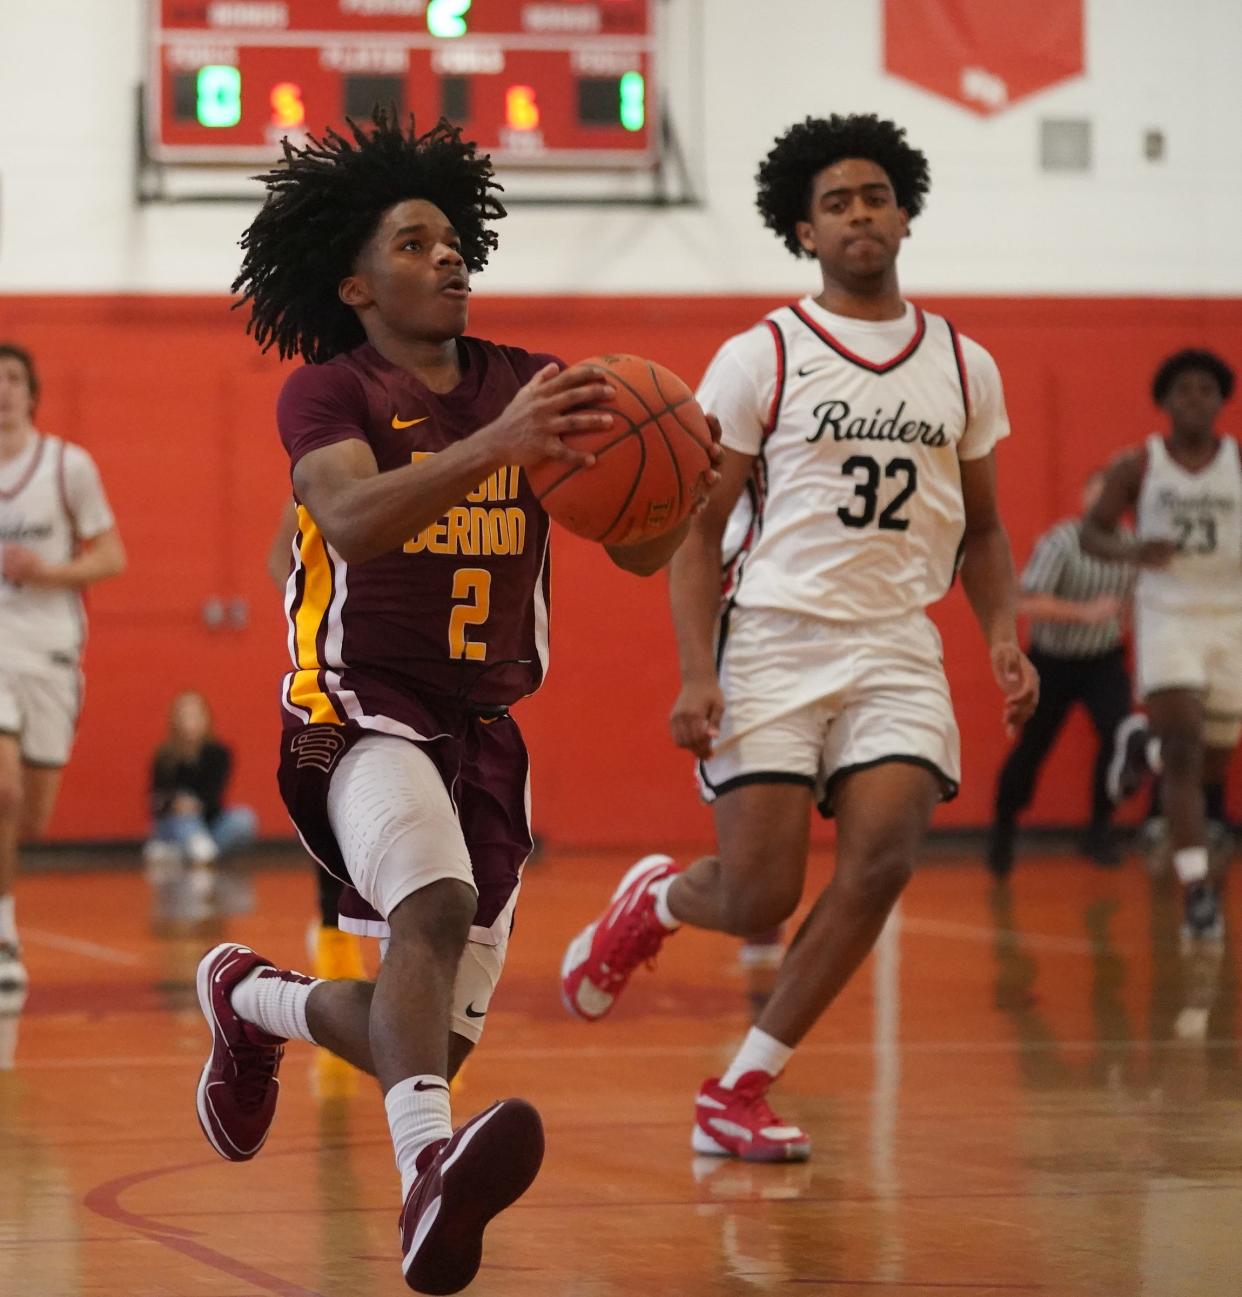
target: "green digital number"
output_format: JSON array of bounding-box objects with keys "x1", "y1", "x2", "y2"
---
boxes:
[
  {"x1": 197, "y1": 65, "x2": 242, "y2": 128},
  {"x1": 427, "y1": 0, "x2": 471, "y2": 38},
  {"x1": 619, "y1": 72, "x2": 645, "y2": 131}
]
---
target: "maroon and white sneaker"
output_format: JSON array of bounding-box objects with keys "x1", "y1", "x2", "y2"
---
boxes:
[
  {"x1": 692, "y1": 1072, "x2": 811, "y2": 1163},
  {"x1": 399, "y1": 1097, "x2": 544, "y2": 1295},
  {"x1": 560, "y1": 854, "x2": 678, "y2": 1022},
  {"x1": 195, "y1": 942, "x2": 286, "y2": 1162}
]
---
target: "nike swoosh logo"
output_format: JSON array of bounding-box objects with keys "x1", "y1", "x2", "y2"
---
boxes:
[
  {"x1": 392, "y1": 415, "x2": 430, "y2": 429},
  {"x1": 413, "y1": 1079, "x2": 449, "y2": 1091},
  {"x1": 796, "y1": 362, "x2": 831, "y2": 377},
  {"x1": 464, "y1": 1002, "x2": 486, "y2": 1019}
]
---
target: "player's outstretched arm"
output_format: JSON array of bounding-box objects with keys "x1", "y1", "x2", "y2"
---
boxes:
[
  {"x1": 1080, "y1": 449, "x2": 1174, "y2": 567},
  {"x1": 293, "y1": 365, "x2": 614, "y2": 563},
  {"x1": 666, "y1": 444, "x2": 753, "y2": 759},
  {"x1": 959, "y1": 452, "x2": 1039, "y2": 733}
]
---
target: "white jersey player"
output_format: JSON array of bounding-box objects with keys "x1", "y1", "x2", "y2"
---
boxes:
[
  {"x1": 1084, "y1": 349, "x2": 1241, "y2": 941},
  {"x1": 562, "y1": 114, "x2": 1038, "y2": 1162},
  {"x1": 695, "y1": 294, "x2": 1008, "y2": 805},
  {"x1": 0, "y1": 345, "x2": 125, "y2": 996}
]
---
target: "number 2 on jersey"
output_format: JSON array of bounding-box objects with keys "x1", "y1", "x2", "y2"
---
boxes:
[
  {"x1": 837, "y1": 455, "x2": 918, "y2": 530},
  {"x1": 449, "y1": 568, "x2": 491, "y2": 660}
]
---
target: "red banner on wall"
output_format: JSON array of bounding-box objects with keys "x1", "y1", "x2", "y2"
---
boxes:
[{"x1": 884, "y1": 0, "x2": 1084, "y2": 116}]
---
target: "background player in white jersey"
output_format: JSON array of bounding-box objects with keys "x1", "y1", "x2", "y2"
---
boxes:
[
  {"x1": 562, "y1": 114, "x2": 1038, "y2": 1160},
  {"x1": 1082, "y1": 349, "x2": 1241, "y2": 941},
  {"x1": 0, "y1": 344, "x2": 125, "y2": 995}
]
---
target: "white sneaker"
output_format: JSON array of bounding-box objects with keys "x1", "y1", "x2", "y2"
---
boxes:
[
  {"x1": 1107, "y1": 713, "x2": 1156, "y2": 803},
  {"x1": 186, "y1": 830, "x2": 219, "y2": 866}
]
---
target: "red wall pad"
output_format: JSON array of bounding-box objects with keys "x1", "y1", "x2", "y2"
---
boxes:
[{"x1": 3, "y1": 295, "x2": 1241, "y2": 843}]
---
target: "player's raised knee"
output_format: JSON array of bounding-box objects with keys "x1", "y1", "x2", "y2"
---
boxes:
[{"x1": 718, "y1": 877, "x2": 801, "y2": 938}]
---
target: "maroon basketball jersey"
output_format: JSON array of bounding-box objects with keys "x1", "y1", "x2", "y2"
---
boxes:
[{"x1": 277, "y1": 338, "x2": 559, "y2": 734}]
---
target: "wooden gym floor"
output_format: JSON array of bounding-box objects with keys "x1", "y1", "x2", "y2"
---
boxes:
[{"x1": 1, "y1": 846, "x2": 1240, "y2": 1296}]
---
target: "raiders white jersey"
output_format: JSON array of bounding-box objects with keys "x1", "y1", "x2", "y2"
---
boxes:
[
  {"x1": 0, "y1": 434, "x2": 115, "y2": 670},
  {"x1": 1135, "y1": 434, "x2": 1242, "y2": 613},
  {"x1": 699, "y1": 297, "x2": 1010, "y2": 621}
]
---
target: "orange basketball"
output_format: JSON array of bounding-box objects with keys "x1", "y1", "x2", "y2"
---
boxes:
[{"x1": 526, "y1": 354, "x2": 715, "y2": 546}]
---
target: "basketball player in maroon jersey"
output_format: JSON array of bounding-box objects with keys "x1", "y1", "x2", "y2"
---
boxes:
[{"x1": 193, "y1": 113, "x2": 716, "y2": 1295}]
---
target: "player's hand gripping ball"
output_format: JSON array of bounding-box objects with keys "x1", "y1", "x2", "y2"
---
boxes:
[{"x1": 526, "y1": 354, "x2": 716, "y2": 545}]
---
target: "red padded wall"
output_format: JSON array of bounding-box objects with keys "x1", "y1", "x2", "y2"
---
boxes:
[{"x1": 2, "y1": 294, "x2": 1241, "y2": 845}]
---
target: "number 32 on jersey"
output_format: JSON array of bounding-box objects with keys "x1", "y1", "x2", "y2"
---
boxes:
[{"x1": 837, "y1": 455, "x2": 918, "y2": 531}]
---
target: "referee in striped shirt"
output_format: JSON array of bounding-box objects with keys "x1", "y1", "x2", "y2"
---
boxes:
[{"x1": 988, "y1": 471, "x2": 1135, "y2": 876}]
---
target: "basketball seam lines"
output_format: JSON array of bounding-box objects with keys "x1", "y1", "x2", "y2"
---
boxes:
[
  {"x1": 645, "y1": 362, "x2": 687, "y2": 520},
  {"x1": 538, "y1": 359, "x2": 709, "y2": 544}
]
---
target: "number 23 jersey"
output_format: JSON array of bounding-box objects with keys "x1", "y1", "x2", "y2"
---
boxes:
[
  {"x1": 1134, "y1": 434, "x2": 1242, "y2": 613},
  {"x1": 698, "y1": 297, "x2": 1010, "y2": 621}
]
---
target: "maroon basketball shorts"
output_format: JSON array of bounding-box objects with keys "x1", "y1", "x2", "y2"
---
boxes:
[{"x1": 278, "y1": 711, "x2": 534, "y2": 1039}]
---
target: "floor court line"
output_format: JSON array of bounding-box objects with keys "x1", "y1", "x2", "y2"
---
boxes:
[
  {"x1": 19, "y1": 926, "x2": 145, "y2": 966},
  {"x1": 144, "y1": 1178, "x2": 1239, "y2": 1220},
  {"x1": 901, "y1": 915, "x2": 1115, "y2": 955},
  {"x1": 84, "y1": 1162, "x2": 330, "y2": 1297},
  {"x1": 12, "y1": 1034, "x2": 1236, "y2": 1072}
]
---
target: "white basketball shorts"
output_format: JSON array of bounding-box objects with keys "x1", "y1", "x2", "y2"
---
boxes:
[
  {"x1": 697, "y1": 607, "x2": 960, "y2": 814},
  {"x1": 0, "y1": 659, "x2": 81, "y2": 767},
  {"x1": 1135, "y1": 603, "x2": 1242, "y2": 725}
]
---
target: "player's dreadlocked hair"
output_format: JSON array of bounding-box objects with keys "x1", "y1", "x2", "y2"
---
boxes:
[
  {"x1": 1152, "y1": 348, "x2": 1235, "y2": 405},
  {"x1": 756, "y1": 114, "x2": 930, "y2": 259},
  {"x1": 233, "y1": 110, "x2": 505, "y2": 363}
]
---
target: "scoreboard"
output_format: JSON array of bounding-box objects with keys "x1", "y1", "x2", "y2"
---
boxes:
[{"x1": 147, "y1": 0, "x2": 658, "y2": 168}]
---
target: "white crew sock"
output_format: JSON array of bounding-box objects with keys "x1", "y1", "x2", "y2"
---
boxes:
[
  {"x1": 0, "y1": 896, "x2": 15, "y2": 944},
  {"x1": 230, "y1": 966, "x2": 322, "y2": 1043},
  {"x1": 648, "y1": 874, "x2": 681, "y2": 931},
  {"x1": 1172, "y1": 846, "x2": 1209, "y2": 885},
  {"x1": 720, "y1": 1027, "x2": 794, "y2": 1089},
  {"x1": 385, "y1": 1076, "x2": 453, "y2": 1199}
]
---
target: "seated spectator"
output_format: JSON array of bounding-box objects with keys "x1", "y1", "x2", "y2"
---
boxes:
[{"x1": 143, "y1": 691, "x2": 257, "y2": 902}]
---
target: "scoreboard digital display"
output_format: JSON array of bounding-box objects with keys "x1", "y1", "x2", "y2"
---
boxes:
[{"x1": 147, "y1": 1, "x2": 657, "y2": 168}]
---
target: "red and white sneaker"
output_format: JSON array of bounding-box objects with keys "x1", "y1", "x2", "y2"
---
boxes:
[
  {"x1": 692, "y1": 1072, "x2": 811, "y2": 1163},
  {"x1": 560, "y1": 854, "x2": 678, "y2": 1021},
  {"x1": 399, "y1": 1097, "x2": 544, "y2": 1295},
  {"x1": 195, "y1": 942, "x2": 286, "y2": 1162}
]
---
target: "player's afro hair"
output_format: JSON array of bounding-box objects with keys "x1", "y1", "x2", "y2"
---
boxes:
[
  {"x1": 233, "y1": 110, "x2": 505, "y2": 363},
  {"x1": 1151, "y1": 348, "x2": 1235, "y2": 405},
  {"x1": 756, "y1": 114, "x2": 930, "y2": 258}
]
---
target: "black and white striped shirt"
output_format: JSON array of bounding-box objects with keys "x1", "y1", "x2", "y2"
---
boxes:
[{"x1": 1020, "y1": 519, "x2": 1134, "y2": 658}]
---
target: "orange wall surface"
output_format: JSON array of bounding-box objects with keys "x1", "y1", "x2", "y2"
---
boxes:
[{"x1": 3, "y1": 294, "x2": 1242, "y2": 846}]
